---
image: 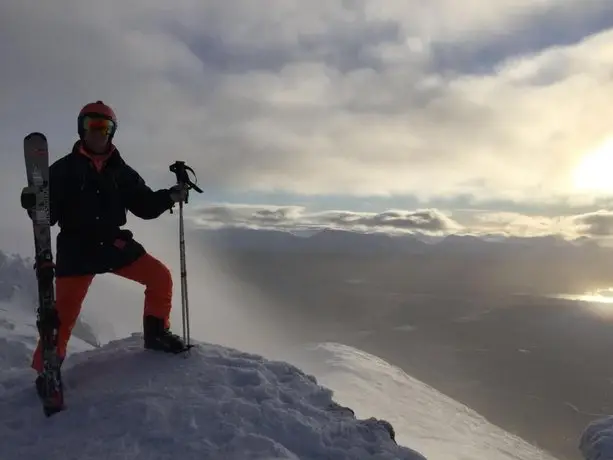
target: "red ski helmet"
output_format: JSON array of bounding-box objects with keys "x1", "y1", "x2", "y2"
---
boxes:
[{"x1": 77, "y1": 100, "x2": 118, "y2": 140}]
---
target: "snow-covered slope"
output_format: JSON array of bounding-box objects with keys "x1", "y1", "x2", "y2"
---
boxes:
[
  {"x1": 0, "y1": 291, "x2": 566, "y2": 460},
  {"x1": 288, "y1": 342, "x2": 561, "y2": 460},
  {"x1": 0, "y1": 335, "x2": 422, "y2": 460},
  {"x1": 0, "y1": 248, "x2": 593, "y2": 460}
]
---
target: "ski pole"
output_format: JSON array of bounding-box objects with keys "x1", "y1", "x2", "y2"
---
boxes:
[{"x1": 169, "y1": 161, "x2": 202, "y2": 348}]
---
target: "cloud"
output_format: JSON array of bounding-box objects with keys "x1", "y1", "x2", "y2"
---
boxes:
[
  {"x1": 190, "y1": 203, "x2": 613, "y2": 242},
  {"x1": 471, "y1": 211, "x2": 569, "y2": 237},
  {"x1": 314, "y1": 209, "x2": 459, "y2": 232},
  {"x1": 573, "y1": 210, "x2": 613, "y2": 236},
  {"x1": 464, "y1": 209, "x2": 613, "y2": 239},
  {"x1": 2, "y1": 1, "x2": 613, "y2": 257},
  {"x1": 191, "y1": 203, "x2": 461, "y2": 234},
  {"x1": 2, "y1": 0, "x2": 613, "y2": 208}
]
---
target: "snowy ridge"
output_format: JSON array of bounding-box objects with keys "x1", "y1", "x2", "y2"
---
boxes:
[
  {"x1": 0, "y1": 335, "x2": 423, "y2": 460},
  {"x1": 291, "y1": 342, "x2": 561, "y2": 460}
]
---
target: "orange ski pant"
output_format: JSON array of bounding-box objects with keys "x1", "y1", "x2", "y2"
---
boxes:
[{"x1": 31, "y1": 252, "x2": 173, "y2": 373}]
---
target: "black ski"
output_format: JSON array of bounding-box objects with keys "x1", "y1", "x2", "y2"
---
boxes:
[{"x1": 22, "y1": 132, "x2": 64, "y2": 416}]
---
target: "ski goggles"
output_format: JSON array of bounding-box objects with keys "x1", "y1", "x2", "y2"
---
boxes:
[{"x1": 81, "y1": 116, "x2": 116, "y2": 136}]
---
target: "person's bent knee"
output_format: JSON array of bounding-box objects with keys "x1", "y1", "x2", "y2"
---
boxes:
[
  {"x1": 153, "y1": 257, "x2": 172, "y2": 287},
  {"x1": 143, "y1": 253, "x2": 172, "y2": 293}
]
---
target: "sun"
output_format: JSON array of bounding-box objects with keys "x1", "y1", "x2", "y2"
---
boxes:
[{"x1": 572, "y1": 136, "x2": 613, "y2": 193}]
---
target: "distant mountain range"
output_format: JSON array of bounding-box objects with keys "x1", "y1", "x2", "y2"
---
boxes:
[
  {"x1": 196, "y1": 227, "x2": 613, "y2": 296},
  {"x1": 0, "y1": 251, "x2": 100, "y2": 350},
  {"x1": 198, "y1": 227, "x2": 601, "y2": 255}
]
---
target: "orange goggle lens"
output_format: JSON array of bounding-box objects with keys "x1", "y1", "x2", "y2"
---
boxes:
[{"x1": 82, "y1": 116, "x2": 115, "y2": 136}]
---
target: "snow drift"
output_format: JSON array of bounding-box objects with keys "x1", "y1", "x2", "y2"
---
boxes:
[
  {"x1": 0, "y1": 334, "x2": 425, "y2": 460},
  {"x1": 580, "y1": 416, "x2": 613, "y2": 460}
]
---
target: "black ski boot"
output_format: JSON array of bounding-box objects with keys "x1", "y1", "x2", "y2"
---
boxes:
[
  {"x1": 143, "y1": 315, "x2": 188, "y2": 353},
  {"x1": 35, "y1": 367, "x2": 65, "y2": 415},
  {"x1": 35, "y1": 355, "x2": 64, "y2": 398}
]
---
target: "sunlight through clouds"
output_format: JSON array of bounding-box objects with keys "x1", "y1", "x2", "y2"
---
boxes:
[
  {"x1": 1, "y1": 0, "x2": 613, "y2": 247},
  {"x1": 572, "y1": 137, "x2": 613, "y2": 193}
]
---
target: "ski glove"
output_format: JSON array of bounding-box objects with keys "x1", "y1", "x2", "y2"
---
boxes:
[
  {"x1": 20, "y1": 186, "x2": 36, "y2": 210},
  {"x1": 20, "y1": 186, "x2": 37, "y2": 220},
  {"x1": 169, "y1": 183, "x2": 189, "y2": 203}
]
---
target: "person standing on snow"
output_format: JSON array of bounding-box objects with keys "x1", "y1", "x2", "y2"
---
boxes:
[{"x1": 21, "y1": 100, "x2": 190, "y2": 384}]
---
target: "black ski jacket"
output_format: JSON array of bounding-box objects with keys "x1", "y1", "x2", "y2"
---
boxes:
[{"x1": 48, "y1": 141, "x2": 175, "y2": 277}]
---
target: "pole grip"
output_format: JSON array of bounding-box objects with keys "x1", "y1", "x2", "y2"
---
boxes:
[{"x1": 169, "y1": 161, "x2": 203, "y2": 208}]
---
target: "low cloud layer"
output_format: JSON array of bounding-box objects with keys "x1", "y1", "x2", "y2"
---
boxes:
[
  {"x1": 471, "y1": 211, "x2": 569, "y2": 237},
  {"x1": 190, "y1": 203, "x2": 613, "y2": 241},
  {"x1": 192, "y1": 204, "x2": 461, "y2": 234},
  {"x1": 573, "y1": 210, "x2": 613, "y2": 236}
]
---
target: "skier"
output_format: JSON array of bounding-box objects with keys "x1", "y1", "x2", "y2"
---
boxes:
[{"x1": 21, "y1": 101, "x2": 190, "y2": 391}]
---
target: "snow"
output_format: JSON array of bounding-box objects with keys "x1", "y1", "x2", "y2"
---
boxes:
[
  {"x1": 0, "y1": 299, "x2": 93, "y2": 372},
  {"x1": 1, "y1": 251, "x2": 422, "y2": 459},
  {"x1": 580, "y1": 417, "x2": 613, "y2": 460},
  {"x1": 288, "y1": 342, "x2": 561, "y2": 460},
  {"x1": 0, "y1": 249, "x2": 596, "y2": 460},
  {"x1": 0, "y1": 335, "x2": 421, "y2": 460}
]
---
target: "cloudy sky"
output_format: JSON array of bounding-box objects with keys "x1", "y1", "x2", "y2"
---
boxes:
[{"x1": 3, "y1": 0, "x2": 613, "y2": 249}]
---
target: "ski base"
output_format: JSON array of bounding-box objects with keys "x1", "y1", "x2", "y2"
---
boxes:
[{"x1": 24, "y1": 131, "x2": 64, "y2": 417}]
